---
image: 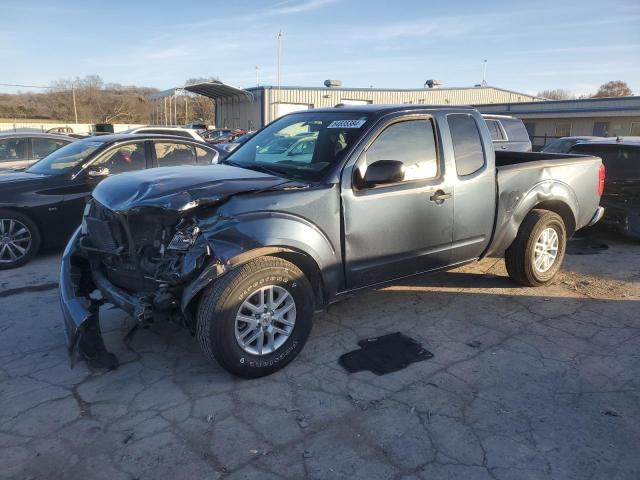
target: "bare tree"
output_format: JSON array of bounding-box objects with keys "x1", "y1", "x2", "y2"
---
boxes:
[
  {"x1": 537, "y1": 89, "x2": 575, "y2": 100},
  {"x1": 592, "y1": 81, "x2": 633, "y2": 98},
  {"x1": 0, "y1": 75, "x2": 157, "y2": 123}
]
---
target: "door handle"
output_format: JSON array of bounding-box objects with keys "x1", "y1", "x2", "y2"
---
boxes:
[{"x1": 430, "y1": 190, "x2": 452, "y2": 204}]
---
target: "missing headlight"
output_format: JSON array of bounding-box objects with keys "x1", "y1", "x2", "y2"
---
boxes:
[{"x1": 168, "y1": 222, "x2": 200, "y2": 251}]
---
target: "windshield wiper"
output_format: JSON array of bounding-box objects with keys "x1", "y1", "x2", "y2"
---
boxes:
[{"x1": 223, "y1": 159, "x2": 290, "y2": 178}]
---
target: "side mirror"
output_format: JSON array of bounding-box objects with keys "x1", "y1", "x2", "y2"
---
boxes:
[
  {"x1": 210, "y1": 150, "x2": 220, "y2": 164},
  {"x1": 87, "y1": 167, "x2": 110, "y2": 177},
  {"x1": 357, "y1": 160, "x2": 405, "y2": 188}
]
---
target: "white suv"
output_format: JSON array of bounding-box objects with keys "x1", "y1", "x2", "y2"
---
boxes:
[{"x1": 123, "y1": 127, "x2": 206, "y2": 143}]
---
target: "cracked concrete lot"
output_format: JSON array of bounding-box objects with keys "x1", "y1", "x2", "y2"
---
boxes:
[{"x1": 1, "y1": 228, "x2": 639, "y2": 480}]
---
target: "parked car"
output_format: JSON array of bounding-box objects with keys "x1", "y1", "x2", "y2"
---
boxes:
[
  {"x1": 569, "y1": 137, "x2": 640, "y2": 239},
  {"x1": 46, "y1": 126, "x2": 74, "y2": 135},
  {"x1": 201, "y1": 129, "x2": 233, "y2": 142},
  {"x1": 206, "y1": 129, "x2": 248, "y2": 145},
  {"x1": 482, "y1": 114, "x2": 532, "y2": 152},
  {"x1": 60, "y1": 105, "x2": 604, "y2": 376},
  {"x1": 541, "y1": 136, "x2": 600, "y2": 153},
  {"x1": 210, "y1": 133, "x2": 254, "y2": 160},
  {"x1": 0, "y1": 134, "x2": 219, "y2": 269},
  {"x1": 184, "y1": 122, "x2": 208, "y2": 131},
  {"x1": 122, "y1": 126, "x2": 206, "y2": 143},
  {"x1": 0, "y1": 132, "x2": 75, "y2": 173}
]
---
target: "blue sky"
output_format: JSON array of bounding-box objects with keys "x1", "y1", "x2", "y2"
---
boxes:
[{"x1": 1, "y1": 0, "x2": 639, "y2": 96}]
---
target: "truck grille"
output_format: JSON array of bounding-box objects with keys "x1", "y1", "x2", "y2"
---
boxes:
[{"x1": 85, "y1": 217, "x2": 119, "y2": 252}]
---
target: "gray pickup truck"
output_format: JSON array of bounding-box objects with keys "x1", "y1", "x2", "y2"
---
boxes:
[{"x1": 59, "y1": 105, "x2": 605, "y2": 377}]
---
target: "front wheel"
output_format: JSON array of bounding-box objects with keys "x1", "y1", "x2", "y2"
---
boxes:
[
  {"x1": 0, "y1": 209, "x2": 41, "y2": 270},
  {"x1": 505, "y1": 209, "x2": 567, "y2": 287},
  {"x1": 196, "y1": 256, "x2": 314, "y2": 378}
]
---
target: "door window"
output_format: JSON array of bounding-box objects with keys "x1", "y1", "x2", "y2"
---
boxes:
[
  {"x1": 364, "y1": 119, "x2": 438, "y2": 182},
  {"x1": 155, "y1": 143, "x2": 197, "y2": 166},
  {"x1": 0, "y1": 138, "x2": 28, "y2": 163},
  {"x1": 448, "y1": 114, "x2": 486, "y2": 176},
  {"x1": 32, "y1": 138, "x2": 69, "y2": 160},
  {"x1": 92, "y1": 142, "x2": 147, "y2": 174}
]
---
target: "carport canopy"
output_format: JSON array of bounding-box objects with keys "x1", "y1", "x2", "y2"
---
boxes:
[{"x1": 182, "y1": 81, "x2": 253, "y2": 101}]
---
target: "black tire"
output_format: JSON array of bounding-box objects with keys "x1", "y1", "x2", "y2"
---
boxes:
[
  {"x1": 0, "y1": 209, "x2": 41, "y2": 270},
  {"x1": 196, "y1": 256, "x2": 314, "y2": 378},
  {"x1": 505, "y1": 209, "x2": 566, "y2": 287}
]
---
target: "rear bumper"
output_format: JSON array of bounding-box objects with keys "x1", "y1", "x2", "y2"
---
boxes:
[{"x1": 587, "y1": 206, "x2": 605, "y2": 227}]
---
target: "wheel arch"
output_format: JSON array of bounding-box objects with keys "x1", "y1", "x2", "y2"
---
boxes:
[{"x1": 485, "y1": 180, "x2": 578, "y2": 257}]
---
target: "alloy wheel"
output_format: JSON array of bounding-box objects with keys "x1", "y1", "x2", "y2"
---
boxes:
[{"x1": 234, "y1": 285, "x2": 297, "y2": 355}]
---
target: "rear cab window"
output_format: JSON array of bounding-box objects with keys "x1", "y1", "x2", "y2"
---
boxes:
[
  {"x1": 570, "y1": 144, "x2": 640, "y2": 181},
  {"x1": 448, "y1": 114, "x2": 486, "y2": 177},
  {"x1": 485, "y1": 120, "x2": 505, "y2": 141}
]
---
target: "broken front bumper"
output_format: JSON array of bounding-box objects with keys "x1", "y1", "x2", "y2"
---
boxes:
[
  {"x1": 59, "y1": 228, "x2": 93, "y2": 356},
  {"x1": 59, "y1": 228, "x2": 151, "y2": 366}
]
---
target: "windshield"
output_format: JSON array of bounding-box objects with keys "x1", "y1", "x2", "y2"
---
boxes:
[
  {"x1": 225, "y1": 111, "x2": 370, "y2": 180},
  {"x1": 26, "y1": 139, "x2": 105, "y2": 175}
]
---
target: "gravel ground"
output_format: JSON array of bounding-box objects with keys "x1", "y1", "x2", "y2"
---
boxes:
[{"x1": 1, "y1": 228, "x2": 639, "y2": 480}]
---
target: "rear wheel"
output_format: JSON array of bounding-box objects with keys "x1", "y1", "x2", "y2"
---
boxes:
[
  {"x1": 196, "y1": 256, "x2": 314, "y2": 378},
  {"x1": 0, "y1": 209, "x2": 41, "y2": 270},
  {"x1": 505, "y1": 209, "x2": 566, "y2": 287}
]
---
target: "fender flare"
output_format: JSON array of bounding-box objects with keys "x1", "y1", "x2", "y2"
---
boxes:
[
  {"x1": 486, "y1": 180, "x2": 579, "y2": 257},
  {"x1": 180, "y1": 212, "x2": 340, "y2": 312}
]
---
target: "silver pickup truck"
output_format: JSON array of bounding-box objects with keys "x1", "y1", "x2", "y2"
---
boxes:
[{"x1": 59, "y1": 105, "x2": 605, "y2": 377}]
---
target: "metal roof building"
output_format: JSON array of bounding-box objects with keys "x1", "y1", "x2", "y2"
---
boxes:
[
  {"x1": 222, "y1": 84, "x2": 542, "y2": 130},
  {"x1": 477, "y1": 96, "x2": 640, "y2": 149},
  {"x1": 164, "y1": 81, "x2": 541, "y2": 130}
]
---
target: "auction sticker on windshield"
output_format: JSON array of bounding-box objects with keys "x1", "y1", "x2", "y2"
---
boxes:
[{"x1": 327, "y1": 118, "x2": 367, "y2": 129}]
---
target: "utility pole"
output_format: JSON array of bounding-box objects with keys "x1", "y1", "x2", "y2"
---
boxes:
[
  {"x1": 276, "y1": 30, "x2": 283, "y2": 90},
  {"x1": 482, "y1": 59, "x2": 488, "y2": 86},
  {"x1": 72, "y1": 83, "x2": 78, "y2": 124},
  {"x1": 256, "y1": 65, "x2": 260, "y2": 87}
]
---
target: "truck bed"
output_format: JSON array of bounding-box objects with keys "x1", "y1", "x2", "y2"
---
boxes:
[
  {"x1": 487, "y1": 150, "x2": 603, "y2": 256},
  {"x1": 495, "y1": 150, "x2": 591, "y2": 167}
]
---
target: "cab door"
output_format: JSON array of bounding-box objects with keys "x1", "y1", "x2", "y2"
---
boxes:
[{"x1": 341, "y1": 115, "x2": 454, "y2": 289}]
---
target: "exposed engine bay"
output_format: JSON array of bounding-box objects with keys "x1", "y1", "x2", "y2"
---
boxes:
[{"x1": 80, "y1": 200, "x2": 212, "y2": 326}]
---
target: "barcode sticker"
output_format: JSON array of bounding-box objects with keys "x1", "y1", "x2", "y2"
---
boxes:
[{"x1": 327, "y1": 119, "x2": 367, "y2": 129}]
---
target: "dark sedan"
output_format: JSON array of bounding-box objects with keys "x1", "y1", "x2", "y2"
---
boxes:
[
  {"x1": 0, "y1": 134, "x2": 219, "y2": 269},
  {"x1": 0, "y1": 132, "x2": 75, "y2": 173}
]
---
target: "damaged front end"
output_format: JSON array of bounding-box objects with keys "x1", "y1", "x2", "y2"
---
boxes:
[{"x1": 60, "y1": 200, "x2": 215, "y2": 368}]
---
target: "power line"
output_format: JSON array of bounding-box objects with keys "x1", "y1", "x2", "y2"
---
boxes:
[{"x1": 0, "y1": 83, "x2": 51, "y2": 89}]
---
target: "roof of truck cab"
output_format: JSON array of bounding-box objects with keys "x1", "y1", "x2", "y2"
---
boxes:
[{"x1": 295, "y1": 104, "x2": 476, "y2": 115}]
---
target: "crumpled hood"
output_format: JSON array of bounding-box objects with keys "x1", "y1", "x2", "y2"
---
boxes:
[{"x1": 92, "y1": 165, "x2": 293, "y2": 212}]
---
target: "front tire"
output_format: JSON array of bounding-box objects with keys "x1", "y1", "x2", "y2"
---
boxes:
[
  {"x1": 0, "y1": 209, "x2": 41, "y2": 270},
  {"x1": 196, "y1": 256, "x2": 314, "y2": 378},
  {"x1": 505, "y1": 209, "x2": 566, "y2": 287}
]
